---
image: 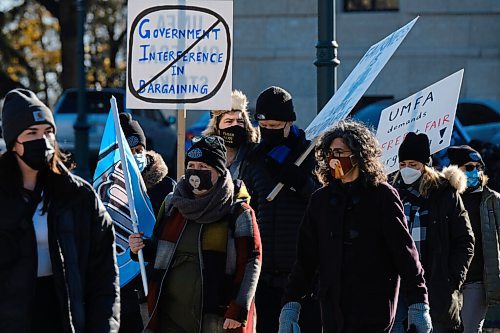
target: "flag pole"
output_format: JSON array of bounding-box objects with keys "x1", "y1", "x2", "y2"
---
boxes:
[{"x1": 110, "y1": 96, "x2": 148, "y2": 296}]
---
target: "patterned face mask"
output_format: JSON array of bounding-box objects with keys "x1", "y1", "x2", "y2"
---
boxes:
[{"x1": 186, "y1": 169, "x2": 214, "y2": 195}]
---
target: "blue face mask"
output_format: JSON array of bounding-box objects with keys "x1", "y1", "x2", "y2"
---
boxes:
[
  {"x1": 465, "y1": 169, "x2": 480, "y2": 189},
  {"x1": 134, "y1": 153, "x2": 147, "y2": 172}
]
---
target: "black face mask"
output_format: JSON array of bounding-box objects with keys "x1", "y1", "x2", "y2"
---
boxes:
[
  {"x1": 219, "y1": 125, "x2": 246, "y2": 148},
  {"x1": 17, "y1": 138, "x2": 55, "y2": 171},
  {"x1": 260, "y1": 126, "x2": 285, "y2": 147},
  {"x1": 185, "y1": 169, "x2": 214, "y2": 195}
]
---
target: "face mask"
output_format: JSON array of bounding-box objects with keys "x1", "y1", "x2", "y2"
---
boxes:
[
  {"x1": 328, "y1": 155, "x2": 357, "y2": 179},
  {"x1": 134, "y1": 152, "x2": 147, "y2": 172},
  {"x1": 260, "y1": 126, "x2": 285, "y2": 147},
  {"x1": 17, "y1": 137, "x2": 55, "y2": 171},
  {"x1": 465, "y1": 169, "x2": 480, "y2": 189},
  {"x1": 185, "y1": 169, "x2": 214, "y2": 195},
  {"x1": 219, "y1": 125, "x2": 246, "y2": 148},
  {"x1": 400, "y1": 167, "x2": 422, "y2": 185}
]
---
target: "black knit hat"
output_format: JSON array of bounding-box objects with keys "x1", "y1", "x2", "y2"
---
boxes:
[
  {"x1": 119, "y1": 113, "x2": 146, "y2": 149},
  {"x1": 185, "y1": 135, "x2": 227, "y2": 175},
  {"x1": 254, "y1": 86, "x2": 296, "y2": 121},
  {"x1": 447, "y1": 145, "x2": 485, "y2": 167},
  {"x1": 1, "y1": 88, "x2": 56, "y2": 149},
  {"x1": 398, "y1": 132, "x2": 431, "y2": 164}
]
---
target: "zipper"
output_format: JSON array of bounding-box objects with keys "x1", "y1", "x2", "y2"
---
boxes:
[
  {"x1": 197, "y1": 224, "x2": 204, "y2": 333},
  {"x1": 141, "y1": 221, "x2": 187, "y2": 332}
]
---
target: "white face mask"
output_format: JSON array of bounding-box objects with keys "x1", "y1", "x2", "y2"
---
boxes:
[
  {"x1": 400, "y1": 167, "x2": 422, "y2": 185},
  {"x1": 134, "y1": 153, "x2": 147, "y2": 172}
]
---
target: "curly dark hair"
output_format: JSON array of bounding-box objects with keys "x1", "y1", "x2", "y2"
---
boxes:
[{"x1": 314, "y1": 119, "x2": 387, "y2": 186}]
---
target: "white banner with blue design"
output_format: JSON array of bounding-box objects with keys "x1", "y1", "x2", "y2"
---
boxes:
[{"x1": 93, "y1": 98, "x2": 155, "y2": 290}]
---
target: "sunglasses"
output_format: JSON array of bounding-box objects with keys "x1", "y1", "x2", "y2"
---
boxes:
[{"x1": 464, "y1": 164, "x2": 483, "y2": 172}]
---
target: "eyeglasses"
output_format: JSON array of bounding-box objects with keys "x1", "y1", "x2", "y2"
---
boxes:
[
  {"x1": 326, "y1": 148, "x2": 352, "y2": 158},
  {"x1": 464, "y1": 164, "x2": 483, "y2": 172}
]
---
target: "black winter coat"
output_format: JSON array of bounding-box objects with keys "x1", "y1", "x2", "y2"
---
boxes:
[
  {"x1": 283, "y1": 178, "x2": 428, "y2": 333},
  {"x1": 0, "y1": 154, "x2": 120, "y2": 333},
  {"x1": 395, "y1": 168, "x2": 474, "y2": 331},
  {"x1": 240, "y1": 129, "x2": 318, "y2": 278}
]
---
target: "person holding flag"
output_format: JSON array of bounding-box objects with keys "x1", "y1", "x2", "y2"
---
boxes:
[
  {"x1": 279, "y1": 120, "x2": 431, "y2": 333},
  {"x1": 129, "y1": 135, "x2": 262, "y2": 333},
  {"x1": 447, "y1": 145, "x2": 500, "y2": 333},
  {"x1": 0, "y1": 88, "x2": 120, "y2": 333},
  {"x1": 391, "y1": 133, "x2": 474, "y2": 333}
]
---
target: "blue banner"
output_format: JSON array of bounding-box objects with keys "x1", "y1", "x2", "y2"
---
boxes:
[{"x1": 93, "y1": 110, "x2": 156, "y2": 287}]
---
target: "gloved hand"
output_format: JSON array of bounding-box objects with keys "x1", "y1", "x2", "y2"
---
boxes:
[
  {"x1": 278, "y1": 302, "x2": 301, "y2": 333},
  {"x1": 407, "y1": 303, "x2": 432, "y2": 333},
  {"x1": 279, "y1": 162, "x2": 307, "y2": 189}
]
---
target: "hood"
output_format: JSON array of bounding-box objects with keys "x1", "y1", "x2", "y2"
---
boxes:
[
  {"x1": 142, "y1": 151, "x2": 169, "y2": 189},
  {"x1": 441, "y1": 165, "x2": 467, "y2": 194}
]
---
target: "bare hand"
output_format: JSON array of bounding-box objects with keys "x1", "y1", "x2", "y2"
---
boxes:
[
  {"x1": 128, "y1": 232, "x2": 145, "y2": 254},
  {"x1": 223, "y1": 318, "x2": 242, "y2": 330}
]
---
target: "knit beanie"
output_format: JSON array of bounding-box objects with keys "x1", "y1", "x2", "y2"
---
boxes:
[
  {"x1": 447, "y1": 145, "x2": 485, "y2": 167},
  {"x1": 185, "y1": 135, "x2": 227, "y2": 175},
  {"x1": 398, "y1": 132, "x2": 431, "y2": 164},
  {"x1": 255, "y1": 86, "x2": 296, "y2": 121},
  {"x1": 1, "y1": 88, "x2": 56, "y2": 149},
  {"x1": 119, "y1": 113, "x2": 146, "y2": 149}
]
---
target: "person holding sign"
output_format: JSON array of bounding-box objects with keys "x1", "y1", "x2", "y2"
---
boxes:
[
  {"x1": 202, "y1": 90, "x2": 259, "y2": 180},
  {"x1": 128, "y1": 136, "x2": 261, "y2": 333},
  {"x1": 391, "y1": 133, "x2": 474, "y2": 333},
  {"x1": 240, "y1": 86, "x2": 319, "y2": 333},
  {"x1": 447, "y1": 145, "x2": 500, "y2": 333},
  {"x1": 279, "y1": 120, "x2": 430, "y2": 333},
  {"x1": 0, "y1": 89, "x2": 120, "y2": 333}
]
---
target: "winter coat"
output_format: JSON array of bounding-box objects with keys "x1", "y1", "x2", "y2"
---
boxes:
[
  {"x1": 132, "y1": 181, "x2": 261, "y2": 333},
  {"x1": 283, "y1": 177, "x2": 428, "y2": 333},
  {"x1": 240, "y1": 129, "x2": 318, "y2": 280},
  {"x1": 142, "y1": 151, "x2": 176, "y2": 217},
  {"x1": 479, "y1": 186, "x2": 500, "y2": 305},
  {"x1": 0, "y1": 153, "x2": 120, "y2": 333},
  {"x1": 395, "y1": 166, "x2": 474, "y2": 331}
]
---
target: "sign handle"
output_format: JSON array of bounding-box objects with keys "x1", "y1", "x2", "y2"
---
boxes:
[
  {"x1": 266, "y1": 140, "x2": 317, "y2": 202},
  {"x1": 177, "y1": 109, "x2": 186, "y2": 181}
]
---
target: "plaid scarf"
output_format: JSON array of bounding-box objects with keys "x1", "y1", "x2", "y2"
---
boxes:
[{"x1": 398, "y1": 181, "x2": 429, "y2": 261}]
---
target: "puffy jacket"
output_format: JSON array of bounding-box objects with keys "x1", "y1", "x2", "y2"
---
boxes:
[
  {"x1": 240, "y1": 128, "x2": 318, "y2": 277},
  {"x1": 0, "y1": 153, "x2": 120, "y2": 333},
  {"x1": 395, "y1": 166, "x2": 474, "y2": 331}
]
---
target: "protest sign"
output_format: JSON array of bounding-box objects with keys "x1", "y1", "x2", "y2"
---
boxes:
[
  {"x1": 126, "y1": 0, "x2": 233, "y2": 110},
  {"x1": 376, "y1": 69, "x2": 464, "y2": 174},
  {"x1": 305, "y1": 17, "x2": 418, "y2": 141}
]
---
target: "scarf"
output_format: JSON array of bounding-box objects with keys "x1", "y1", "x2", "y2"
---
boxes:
[{"x1": 170, "y1": 171, "x2": 234, "y2": 224}]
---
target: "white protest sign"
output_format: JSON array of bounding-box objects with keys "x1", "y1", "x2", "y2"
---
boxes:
[
  {"x1": 376, "y1": 69, "x2": 464, "y2": 174},
  {"x1": 126, "y1": 0, "x2": 233, "y2": 110},
  {"x1": 305, "y1": 17, "x2": 418, "y2": 141}
]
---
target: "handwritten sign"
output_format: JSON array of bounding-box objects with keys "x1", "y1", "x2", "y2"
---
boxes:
[
  {"x1": 126, "y1": 0, "x2": 233, "y2": 110},
  {"x1": 376, "y1": 70, "x2": 464, "y2": 174},
  {"x1": 305, "y1": 17, "x2": 418, "y2": 141}
]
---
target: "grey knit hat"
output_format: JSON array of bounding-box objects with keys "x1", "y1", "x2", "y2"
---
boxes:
[{"x1": 2, "y1": 88, "x2": 55, "y2": 149}]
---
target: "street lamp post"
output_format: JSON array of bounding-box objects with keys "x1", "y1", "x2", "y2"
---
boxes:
[
  {"x1": 74, "y1": 0, "x2": 90, "y2": 180},
  {"x1": 315, "y1": 0, "x2": 340, "y2": 113}
]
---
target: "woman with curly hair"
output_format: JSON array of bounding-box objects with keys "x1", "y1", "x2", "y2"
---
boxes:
[
  {"x1": 391, "y1": 134, "x2": 474, "y2": 333},
  {"x1": 202, "y1": 90, "x2": 259, "y2": 180},
  {"x1": 278, "y1": 120, "x2": 431, "y2": 333}
]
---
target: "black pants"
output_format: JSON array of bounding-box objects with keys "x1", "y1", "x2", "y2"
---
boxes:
[
  {"x1": 119, "y1": 288, "x2": 144, "y2": 333},
  {"x1": 32, "y1": 276, "x2": 63, "y2": 333},
  {"x1": 255, "y1": 281, "x2": 322, "y2": 333}
]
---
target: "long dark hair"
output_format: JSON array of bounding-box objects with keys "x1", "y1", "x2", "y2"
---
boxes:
[
  {"x1": 0, "y1": 142, "x2": 72, "y2": 212},
  {"x1": 315, "y1": 120, "x2": 387, "y2": 187}
]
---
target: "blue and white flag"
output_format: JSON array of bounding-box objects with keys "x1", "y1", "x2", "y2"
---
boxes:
[{"x1": 93, "y1": 98, "x2": 155, "y2": 289}]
